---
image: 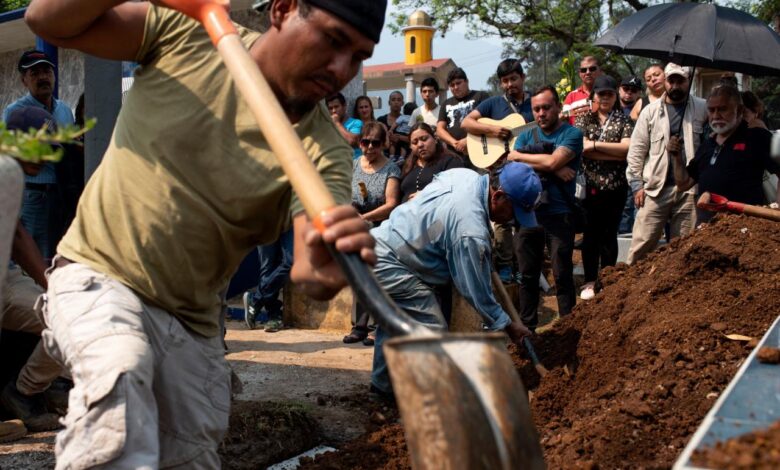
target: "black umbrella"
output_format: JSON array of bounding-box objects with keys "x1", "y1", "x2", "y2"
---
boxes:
[{"x1": 594, "y1": 3, "x2": 780, "y2": 77}]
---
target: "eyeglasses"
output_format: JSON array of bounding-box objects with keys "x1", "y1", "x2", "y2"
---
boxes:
[
  {"x1": 360, "y1": 139, "x2": 382, "y2": 148},
  {"x1": 579, "y1": 66, "x2": 599, "y2": 73}
]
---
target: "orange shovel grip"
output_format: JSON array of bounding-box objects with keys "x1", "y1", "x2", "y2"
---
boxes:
[{"x1": 156, "y1": 0, "x2": 237, "y2": 45}]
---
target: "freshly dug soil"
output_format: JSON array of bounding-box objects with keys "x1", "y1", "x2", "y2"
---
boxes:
[
  {"x1": 219, "y1": 400, "x2": 322, "y2": 469},
  {"x1": 300, "y1": 214, "x2": 780, "y2": 469},
  {"x1": 525, "y1": 214, "x2": 780, "y2": 468},
  {"x1": 690, "y1": 420, "x2": 780, "y2": 469},
  {"x1": 298, "y1": 423, "x2": 409, "y2": 470}
]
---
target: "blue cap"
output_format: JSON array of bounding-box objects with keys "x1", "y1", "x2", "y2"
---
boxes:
[
  {"x1": 498, "y1": 162, "x2": 542, "y2": 228},
  {"x1": 5, "y1": 106, "x2": 56, "y2": 132}
]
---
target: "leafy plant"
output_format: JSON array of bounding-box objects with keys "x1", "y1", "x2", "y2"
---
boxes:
[
  {"x1": 0, "y1": 118, "x2": 95, "y2": 163},
  {"x1": 555, "y1": 53, "x2": 577, "y2": 99}
]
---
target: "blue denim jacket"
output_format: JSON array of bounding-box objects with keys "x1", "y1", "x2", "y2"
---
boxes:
[
  {"x1": 371, "y1": 169, "x2": 511, "y2": 331},
  {"x1": 3, "y1": 94, "x2": 75, "y2": 185}
]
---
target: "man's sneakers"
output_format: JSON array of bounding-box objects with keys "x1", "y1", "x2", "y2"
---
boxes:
[
  {"x1": 0, "y1": 419, "x2": 26, "y2": 443},
  {"x1": 0, "y1": 382, "x2": 61, "y2": 432},
  {"x1": 264, "y1": 318, "x2": 283, "y2": 333},
  {"x1": 242, "y1": 291, "x2": 257, "y2": 330},
  {"x1": 580, "y1": 282, "x2": 596, "y2": 301}
]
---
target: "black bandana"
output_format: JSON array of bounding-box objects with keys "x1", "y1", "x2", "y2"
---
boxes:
[{"x1": 307, "y1": 0, "x2": 387, "y2": 43}]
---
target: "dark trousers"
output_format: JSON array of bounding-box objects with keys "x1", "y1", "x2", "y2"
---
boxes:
[
  {"x1": 514, "y1": 212, "x2": 576, "y2": 329},
  {"x1": 251, "y1": 229, "x2": 294, "y2": 319},
  {"x1": 582, "y1": 186, "x2": 627, "y2": 283}
]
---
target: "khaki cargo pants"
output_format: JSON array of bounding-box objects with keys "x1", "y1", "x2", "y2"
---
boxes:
[
  {"x1": 2, "y1": 264, "x2": 62, "y2": 395},
  {"x1": 626, "y1": 185, "x2": 695, "y2": 265},
  {"x1": 43, "y1": 260, "x2": 231, "y2": 469}
]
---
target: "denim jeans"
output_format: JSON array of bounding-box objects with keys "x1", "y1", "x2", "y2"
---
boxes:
[
  {"x1": 370, "y1": 263, "x2": 447, "y2": 395},
  {"x1": 514, "y1": 212, "x2": 576, "y2": 328},
  {"x1": 618, "y1": 190, "x2": 635, "y2": 234},
  {"x1": 20, "y1": 186, "x2": 64, "y2": 260},
  {"x1": 251, "y1": 229, "x2": 293, "y2": 320}
]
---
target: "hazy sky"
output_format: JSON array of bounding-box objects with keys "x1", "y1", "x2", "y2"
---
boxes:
[{"x1": 366, "y1": 19, "x2": 508, "y2": 114}]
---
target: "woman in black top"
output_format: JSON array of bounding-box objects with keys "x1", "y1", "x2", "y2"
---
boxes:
[
  {"x1": 400, "y1": 123, "x2": 464, "y2": 202},
  {"x1": 575, "y1": 75, "x2": 634, "y2": 301}
]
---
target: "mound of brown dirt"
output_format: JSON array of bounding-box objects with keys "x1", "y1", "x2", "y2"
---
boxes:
[
  {"x1": 691, "y1": 420, "x2": 780, "y2": 469},
  {"x1": 220, "y1": 401, "x2": 322, "y2": 469},
  {"x1": 524, "y1": 214, "x2": 780, "y2": 468},
  {"x1": 298, "y1": 423, "x2": 409, "y2": 470},
  {"x1": 301, "y1": 214, "x2": 780, "y2": 469}
]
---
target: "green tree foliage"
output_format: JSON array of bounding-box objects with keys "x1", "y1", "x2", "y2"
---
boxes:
[
  {"x1": 0, "y1": 0, "x2": 30, "y2": 13},
  {"x1": 0, "y1": 119, "x2": 95, "y2": 164}
]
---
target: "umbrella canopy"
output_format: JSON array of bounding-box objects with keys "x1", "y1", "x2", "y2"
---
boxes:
[{"x1": 594, "y1": 3, "x2": 780, "y2": 76}]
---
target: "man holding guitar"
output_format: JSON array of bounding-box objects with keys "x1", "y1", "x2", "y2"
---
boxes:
[{"x1": 461, "y1": 58, "x2": 534, "y2": 283}]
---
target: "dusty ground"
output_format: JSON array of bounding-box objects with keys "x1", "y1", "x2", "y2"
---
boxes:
[
  {"x1": 0, "y1": 324, "x2": 378, "y2": 469},
  {"x1": 0, "y1": 253, "x2": 573, "y2": 468}
]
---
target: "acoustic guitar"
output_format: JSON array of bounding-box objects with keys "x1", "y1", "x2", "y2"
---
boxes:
[{"x1": 466, "y1": 114, "x2": 538, "y2": 168}]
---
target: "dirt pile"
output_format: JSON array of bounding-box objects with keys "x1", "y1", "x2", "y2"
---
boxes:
[
  {"x1": 525, "y1": 214, "x2": 780, "y2": 468},
  {"x1": 300, "y1": 214, "x2": 780, "y2": 469},
  {"x1": 220, "y1": 401, "x2": 321, "y2": 469},
  {"x1": 690, "y1": 420, "x2": 780, "y2": 469}
]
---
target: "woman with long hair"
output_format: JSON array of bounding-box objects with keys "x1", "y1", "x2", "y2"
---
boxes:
[
  {"x1": 353, "y1": 95, "x2": 375, "y2": 124},
  {"x1": 575, "y1": 75, "x2": 634, "y2": 301},
  {"x1": 400, "y1": 122, "x2": 463, "y2": 202},
  {"x1": 631, "y1": 64, "x2": 665, "y2": 121},
  {"x1": 344, "y1": 122, "x2": 401, "y2": 345},
  {"x1": 741, "y1": 91, "x2": 769, "y2": 130}
]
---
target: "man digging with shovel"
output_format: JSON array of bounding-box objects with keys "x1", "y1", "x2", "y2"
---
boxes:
[
  {"x1": 369, "y1": 162, "x2": 541, "y2": 401},
  {"x1": 25, "y1": 0, "x2": 382, "y2": 467}
]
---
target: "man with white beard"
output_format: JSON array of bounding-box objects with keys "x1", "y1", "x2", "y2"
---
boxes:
[{"x1": 670, "y1": 85, "x2": 780, "y2": 223}]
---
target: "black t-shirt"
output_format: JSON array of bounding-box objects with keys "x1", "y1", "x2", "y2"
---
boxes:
[
  {"x1": 687, "y1": 122, "x2": 779, "y2": 222},
  {"x1": 400, "y1": 154, "x2": 465, "y2": 201},
  {"x1": 438, "y1": 90, "x2": 491, "y2": 141}
]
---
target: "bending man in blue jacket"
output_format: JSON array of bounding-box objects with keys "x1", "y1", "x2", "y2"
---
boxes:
[{"x1": 370, "y1": 162, "x2": 541, "y2": 398}]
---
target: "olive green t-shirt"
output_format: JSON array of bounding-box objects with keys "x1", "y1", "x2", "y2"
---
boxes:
[{"x1": 57, "y1": 5, "x2": 352, "y2": 337}]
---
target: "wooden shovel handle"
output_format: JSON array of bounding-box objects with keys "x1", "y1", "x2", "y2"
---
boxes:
[
  {"x1": 491, "y1": 271, "x2": 522, "y2": 324},
  {"x1": 161, "y1": 0, "x2": 337, "y2": 226},
  {"x1": 740, "y1": 204, "x2": 780, "y2": 222}
]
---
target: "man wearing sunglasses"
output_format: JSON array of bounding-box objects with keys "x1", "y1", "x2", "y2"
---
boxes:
[
  {"x1": 367, "y1": 162, "x2": 540, "y2": 400},
  {"x1": 563, "y1": 56, "x2": 602, "y2": 124}
]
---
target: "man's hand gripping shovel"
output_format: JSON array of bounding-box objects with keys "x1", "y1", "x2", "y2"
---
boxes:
[{"x1": 156, "y1": 1, "x2": 545, "y2": 467}]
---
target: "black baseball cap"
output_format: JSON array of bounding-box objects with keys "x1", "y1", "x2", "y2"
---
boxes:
[
  {"x1": 18, "y1": 50, "x2": 55, "y2": 73},
  {"x1": 592, "y1": 75, "x2": 618, "y2": 95},
  {"x1": 620, "y1": 75, "x2": 642, "y2": 90}
]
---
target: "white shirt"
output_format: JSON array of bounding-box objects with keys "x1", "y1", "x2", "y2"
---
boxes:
[{"x1": 410, "y1": 104, "x2": 440, "y2": 127}]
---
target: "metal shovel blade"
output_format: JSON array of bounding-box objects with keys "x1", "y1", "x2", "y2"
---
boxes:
[{"x1": 384, "y1": 333, "x2": 545, "y2": 470}]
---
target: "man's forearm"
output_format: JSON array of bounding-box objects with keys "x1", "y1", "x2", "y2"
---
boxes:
[
  {"x1": 436, "y1": 124, "x2": 458, "y2": 147},
  {"x1": 11, "y1": 222, "x2": 48, "y2": 288},
  {"x1": 334, "y1": 121, "x2": 359, "y2": 146},
  {"x1": 672, "y1": 152, "x2": 695, "y2": 191},
  {"x1": 27, "y1": 0, "x2": 122, "y2": 40}
]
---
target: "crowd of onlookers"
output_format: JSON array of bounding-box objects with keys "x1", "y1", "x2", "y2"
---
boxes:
[
  {"x1": 313, "y1": 55, "x2": 779, "y2": 342},
  {"x1": 1, "y1": 45, "x2": 779, "y2": 434}
]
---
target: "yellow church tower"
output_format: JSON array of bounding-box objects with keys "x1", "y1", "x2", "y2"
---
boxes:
[{"x1": 403, "y1": 10, "x2": 435, "y2": 65}]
